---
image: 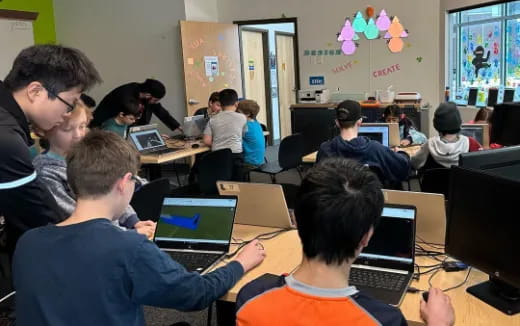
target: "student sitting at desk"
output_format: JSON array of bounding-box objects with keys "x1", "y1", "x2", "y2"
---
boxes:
[
  {"x1": 468, "y1": 107, "x2": 492, "y2": 125},
  {"x1": 236, "y1": 158, "x2": 454, "y2": 326},
  {"x1": 237, "y1": 99, "x2": 266, "y2": 168},
  {"x1": 194, "y1": 91, "x2": 221, "y2": 119},
  {"x1": 317, "y1": 100, "x2": 410, "y2": 186},
  {"x1": 203, "y1": 88, "x2": 247, "y2": 180},
  {"x1": 100, "y1": 97, "x2": 141, "y2": 138},
  {"x1": 383, "y1": 104, "x2": 427, "y2": 146},
  {"x1": 13, "y1": 130, "x2": 266, "y2": 326},
  {"x1": 412, "y1": 102, "x2": 482, "y2": 170},
  {"x1": 33, "y1": 102, "x2": 155, "y2": 238}
]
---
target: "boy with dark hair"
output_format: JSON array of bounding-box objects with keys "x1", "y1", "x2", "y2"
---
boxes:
[
  {"x1": 203, "y1": 88, "x2": 247, "y2": 180},
  {"x1": 101, "y1": 97, "x2": 141, "y2": 138},
  {"x1": 317, "y1": 100, "x2": 410, "y2": 185},
  {"x1": 236, "y1": 158, "x2": 455, "y2": 326},
  {"x1": 0, "y1": 44, "x2": 101, "y2": 256},
  {"x1": 91, "y1": 78, "x2": 181, "y2": 132},
  {"x1": 194, "y1": 91, "x2": 221, "y2": 119},
  {"x1": 13, "y1": 130, "x2": 265, "y2": 325},
  {"x1": 411, "y1": 102, "x2": 482, "y2": 170}
]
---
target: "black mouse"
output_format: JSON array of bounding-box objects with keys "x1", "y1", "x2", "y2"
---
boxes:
[
  {"x1": 191, "y1": 143, "x2": 200, "y2": 149},
  {"x1": 422, "y1": 291, "x2": 429, "y2": 302}
]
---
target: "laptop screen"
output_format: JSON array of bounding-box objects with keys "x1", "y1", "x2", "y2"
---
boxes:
[
  {"x1": 359, "y1": 125, "x2": 390, "y2": 147},
  {"x1": 184, "y1": 115, "x2": 208, "y2": 138},
  {"x1": 356, "y1": 205, "x2": 415, "y2": 268},
  {"x1": 460, "y1": 125, "x2": 484, "y2": 145},
  {"x1": 129, "y1": 129, "x2": 165, "y2": 151},
  {"x1": 155, "y1": 197, "x2": 237, "y2": 246}
]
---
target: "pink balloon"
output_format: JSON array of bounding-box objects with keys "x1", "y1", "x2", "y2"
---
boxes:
[
  {"x1": 339, "y1": 19, "x2": 355, "y2": 41},
  {"x1": 341, "y1": 40, "x2": 357, "y2": 55},
  {"x1": 376, "y1": 9, "x2": 391, "y2": 31}
]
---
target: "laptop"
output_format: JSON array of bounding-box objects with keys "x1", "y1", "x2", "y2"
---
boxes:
[
  {"x1": 383, "y1": 190, "x2": 446, "y2": 245},
  {"x1": 184, "y1": 115, "x2": 208, "y2": 139},
  {"x1": 128, "y1": 124, "x2": 180, "y2": 155},
  {"x1": 217, "y1": 181, "x2": 294, "y2": 228},
  {"x1": 349, "y1": 204, "x2": 416, "y2": 306},
  {"x1": 153, "y1": 195, "x2": 238, "y2": 273},
  {"x1": 360, "y1": 123, "x2": 400, "y2": 147},
  {"x1": 460, "y1": 123, "x2": 490, "y2": 149}
]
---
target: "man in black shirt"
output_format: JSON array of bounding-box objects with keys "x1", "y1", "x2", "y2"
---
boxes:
[
  {"x1": 0, "y1": 45, "x2": 101, "y2": 256},
  {"x1": 91, "y1": 79, "x2": 181, "y2": 132}
]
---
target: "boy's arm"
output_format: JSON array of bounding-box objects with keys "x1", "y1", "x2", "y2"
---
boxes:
[
  {"x1": 410, "y1": 143, "x2": 430, "y2": 170},
  {"x1": 37, "y1": 174, "x2": 76, "y2": 218},
  {"x1": 203, "y1": 121, "x2": 213, "y2": 146}
]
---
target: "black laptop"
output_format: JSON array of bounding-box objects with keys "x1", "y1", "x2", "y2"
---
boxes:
[
  {"x1": 349, "y1": 204, "x2": 416, "y2": 306},
  {"x1": 153, "y1": 195, "x2": 238, "y2": 273}
]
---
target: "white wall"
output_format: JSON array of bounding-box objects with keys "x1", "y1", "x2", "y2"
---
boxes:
[
  {"x1": 218, "y1": 0, "x2": 441, "y2": 135},
  {"x1": 54, "y1": 0, "x2": 187, "y2": 132},
  {"x1": 185, "y1": 0, "x2": 219, "y2": 22}
]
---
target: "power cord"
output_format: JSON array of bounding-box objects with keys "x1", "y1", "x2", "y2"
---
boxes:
[{"x1": 225, "y1": 229, "x2": 293, "y2": 259}]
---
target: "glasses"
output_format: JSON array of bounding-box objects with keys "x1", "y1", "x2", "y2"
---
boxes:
[
  {"x1": 46, "y1": 88, "x2": 76, "y2": 113},
  {"x1": 130, "y1": 174, "x2": 143, "y2": 191}
]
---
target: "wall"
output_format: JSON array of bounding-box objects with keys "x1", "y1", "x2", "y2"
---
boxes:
[
  {"x1": 53, "y1": 0, "x2": 187, "y2": 132},
  {"x1": 218, "y1": 0, "x2": 441, "y2": 135},
  {"x1": 185, "y1": 0, "x2": 219, "y2": 22},
  {"x1": 0, "y1": 0, "x2": 55, "y2": 44}
]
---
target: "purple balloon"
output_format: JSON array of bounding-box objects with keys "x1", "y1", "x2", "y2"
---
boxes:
[
  {"x1": 338, "y1": 19, "x2": 355, "y2": 41},
  {"x1": 376, "y1": 9, "x2": 391, "y2": 31},
  {"x1": 341, "y1": 40, "x2": 356, "y2": 55}
]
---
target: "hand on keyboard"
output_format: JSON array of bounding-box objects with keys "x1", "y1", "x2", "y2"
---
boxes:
[{"x1": 234, "y1": 240, "x2": 266, "y2": 272}]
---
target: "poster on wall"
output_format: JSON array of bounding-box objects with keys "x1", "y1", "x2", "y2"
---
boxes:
[{"x1": 204, "y1": 56, "x2": 219, "y2": 77}]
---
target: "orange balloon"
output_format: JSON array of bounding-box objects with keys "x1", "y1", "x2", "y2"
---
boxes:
[{"x1": 366, "y1": 6, "x2": 375, "y2": 17}]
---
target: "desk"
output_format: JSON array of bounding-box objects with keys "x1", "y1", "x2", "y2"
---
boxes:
[
  {"x1": 302, "y1": 145, "x2": 423, "y2": 164},
  {"x1": 140, "y1": 139, "x2": 209, "y2": 164},
  {"x1": 215, "y1": 224, "x2": 520, "y2": 325}
]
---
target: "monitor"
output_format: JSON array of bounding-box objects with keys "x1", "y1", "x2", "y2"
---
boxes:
[
  {"x1": 468, "y1": 88, "x2": 478, "y2": 106},
  {"x1": 460, "y1": 123, "x2": 489, "y2": 148},
  {"x1": 446, "y1": 167, "x2": 520, "y2": 315},
  {"x1": 487, "y1": 88, "x2": 499, "y2": 107},
  {"x1": 359, "y1": 125, "x2": 390, "y2": 147},
  {"x1": 184, "y1": 115, "x2": 207, "y2": 139},
  {"x1": 503, "y1": 89, "x2": 515, "y2": 103},
  {"x1": 129, "y1": 128, "x2": 165, "y2": 151},
  {"x1": 290, "y1": 106, "x2": 337, "y2": 155},
  {"x1": 458, "y1": 145, "x2": 520, "y2": 181},
  {"x1": 155, "y1": 196, "x2": 237, "y2": 246},
  {"x1": 490, "y1": 102, "x2": 520, "y2": 146}
]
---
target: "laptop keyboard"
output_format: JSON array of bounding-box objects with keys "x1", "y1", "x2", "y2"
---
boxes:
[
  {"x1": 165, "y1": 251, "x2": 221, "y2": 272},
  {"x1": 146, "y1": 147, "x2": 179, "y2": 155},
  {"x1": 349, "y1": 268, "x2": 407, "y2": 292}
]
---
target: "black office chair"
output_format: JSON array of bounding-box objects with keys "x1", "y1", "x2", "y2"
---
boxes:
[
  {"x1": 260, "y1": 123, "x2": 269, "y2": 147},
  {"x1": 419, "y1": 168, "x2": 451, "y2": 197},
  {"x1": 198, "y1": 148, "x2": 233, "y2": 194},
  {"x1": 254, "y1": 134, "x2": 305, "y2": 183},
  {"x1": 130, "y1": 178, "x2": 171, "y2": 222}
]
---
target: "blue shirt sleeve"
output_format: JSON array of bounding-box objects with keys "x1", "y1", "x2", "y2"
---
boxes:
[{"x1": 129, "y1": 240, "x2": 244, "y2": 311}]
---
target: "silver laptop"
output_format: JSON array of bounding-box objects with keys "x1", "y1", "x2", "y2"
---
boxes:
[
  {"x1": 217, "y1": 181, "x2": 294, "y2": 228},
  {"x1": 349, "y1": 204, "x2": 416, "y2": 306},
  {"x1": 128, "y1": 124, "x2": 179, "y2": 155},
  {"x1": 153, "y1": 195, "x2": 238, "y2": 273},
  {"x1": 184, "y1": 115, "x2": 208, "y2": 139}
]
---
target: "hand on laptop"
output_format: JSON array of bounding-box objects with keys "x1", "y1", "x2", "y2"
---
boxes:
[
  {"x1": 161, "y1": 134, "x2": 171, "y2": 141},
  {"x1": 420, "y1": 288, "x2": 455, "y2": 326},
  {"x1": 135, "y1": 220, "x2": 157, "y2": 240},
  {"x1": 234, "y1": 240, "x2": 266, "y2": 272}
]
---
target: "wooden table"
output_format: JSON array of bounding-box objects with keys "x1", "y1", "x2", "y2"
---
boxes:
[
  {"x1": 302, "y1": 145, "x2": 423, "y2": 164},
  {"x1": 214, "y1": 224, "x2": 520, "y2": 326},
  {"x1": 140, "y1": 139, "x2": 210, "y2": 164}
]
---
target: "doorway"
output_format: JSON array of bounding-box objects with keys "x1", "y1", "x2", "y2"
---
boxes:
[{"x1": 235, "y1": 18, "x2": 300, "y2": 144}]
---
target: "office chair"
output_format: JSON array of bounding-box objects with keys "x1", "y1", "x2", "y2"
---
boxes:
[
  {"x1": 254, "y1": 133, "x2": 304, "y2": 183},
  {"x1": 198, "y1": 148, "x2": 233, "y2": 194},
  {"x1": 419, "y1": 168, "x2": 451, "y2": 197},
  {"x1": 130, "y1": 178, "x2": 171, "y2": 222}
]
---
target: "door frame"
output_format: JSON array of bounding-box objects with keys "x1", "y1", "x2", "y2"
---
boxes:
[
  {"x1": 234, "y1": 18, "x2": 300, "y2": 142},
  {"x1": 239, "y1": 27, "x2": 273, "y2": 145}
]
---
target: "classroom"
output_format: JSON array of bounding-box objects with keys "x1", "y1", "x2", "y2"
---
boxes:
[{"x1": 0, "y1": 0, "x2": 519, "y2": 325}]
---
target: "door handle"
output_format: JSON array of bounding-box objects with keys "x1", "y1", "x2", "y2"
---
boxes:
[{"x1": 188, "y1": 99, "x2": 199, "y2": 105}]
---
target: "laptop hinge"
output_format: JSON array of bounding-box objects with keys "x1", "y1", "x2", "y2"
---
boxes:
[{"x1": 352, "y1": 264, "x2": 410, "y2": 275}]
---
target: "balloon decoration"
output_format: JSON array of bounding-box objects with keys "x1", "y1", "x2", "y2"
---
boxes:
[{"x1": 337, "y1": 6, "x2": 409, "y2": 55}]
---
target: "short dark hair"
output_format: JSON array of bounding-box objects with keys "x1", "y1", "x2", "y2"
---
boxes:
[
  {"x1": 295, "y1": 157, "x2": 384, "y2": 265},
  {"x1": 140, "y1": 79, "x2": 166, "y2": 99},
  {"x1": 219, "y1": 89, "x2": 238, "y2": 107},
  {"x1": 208, "y1": 91, "x2": 220, "y2": 103},
  {"x1": 383, "y1": 105, "x2": 402, "y2": 118},
  {"x1": 80, "y1": 94, "x2": 96, "y2": 108},
  {"x1": 4, "y1": 45, "x2": 101, "y2": 97},
  {"x1": 117, "y1": 97, "x2": 140, "y2": 117},
  {"x1": 67, "y1": 130, "x2": 140, "y2": 199}
]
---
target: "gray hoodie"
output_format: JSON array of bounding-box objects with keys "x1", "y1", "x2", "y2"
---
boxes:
[
  {"x1": 411, "y1": 135, "x2": 470, "y2": 169},
  {"x1": 33, "y1": 153, "x2": 139, "y2": 229}
]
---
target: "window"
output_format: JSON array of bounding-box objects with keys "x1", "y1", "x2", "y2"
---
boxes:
[{"x1": 448, "y1": 1, "x2": 520, "y2": 103}]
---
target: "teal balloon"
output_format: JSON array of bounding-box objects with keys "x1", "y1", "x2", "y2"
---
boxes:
[
  {"x1": 364, "y1": 18, "x2": 379, "y2": 40},
  {"x1": 352, "y1": 11, "x2": 367, "y2": 33}
]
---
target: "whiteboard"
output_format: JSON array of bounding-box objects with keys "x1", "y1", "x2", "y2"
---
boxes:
[{"x1": 0, "y1": 19, "x2": 34, "y2": 80}]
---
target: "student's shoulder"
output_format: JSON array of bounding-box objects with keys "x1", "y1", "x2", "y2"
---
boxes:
[
  {"x1": 352, "y1": 292, "x2": 407, "y2": 325},
  {"x1": 237, "y1": 273, "x2": 287, "y2": 310}
]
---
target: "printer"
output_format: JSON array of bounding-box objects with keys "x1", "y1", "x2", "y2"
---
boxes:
[{"x1": 298, "y1": 89, "x2": 330, "y2": 104}]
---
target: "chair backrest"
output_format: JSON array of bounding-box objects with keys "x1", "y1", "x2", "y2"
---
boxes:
[
  {"x1": 278, "y1": 133, "x2": 304, "y2": 170},
  {"x1": 130, "y1": 178, "x2": 171, "y2": 222},
  {"x1": 420, "y1": 168, "x2": 451, "y2": 197},
  {"x1": 260, "y1": 123, "x2": 268, "y2": 147},
  {"x1": 199, "y1": 149, "x2": 233, "y2": 194}
]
